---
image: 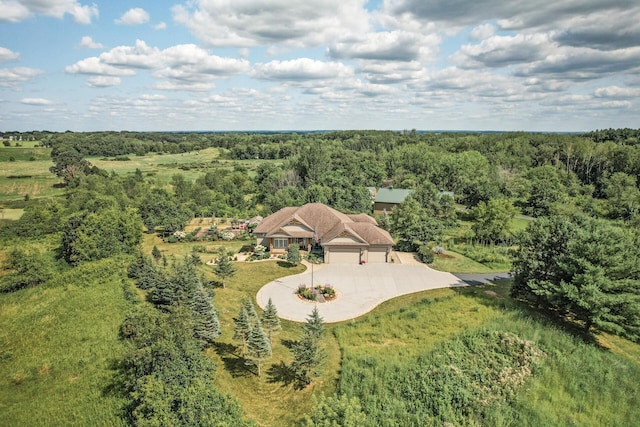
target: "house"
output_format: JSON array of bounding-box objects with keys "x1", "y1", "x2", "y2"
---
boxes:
[
  {"x1": 254, "y1": 203, "x2": 394, "y2": 264},
  {"x1": 373, "y1": 188, "x2": 414, "y2": 215}
]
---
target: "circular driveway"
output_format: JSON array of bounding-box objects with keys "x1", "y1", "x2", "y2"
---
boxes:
[{"x1": 256, "y1": 262, "x2": 468, "y2": 323}]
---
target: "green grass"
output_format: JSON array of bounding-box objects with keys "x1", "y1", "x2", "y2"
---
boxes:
[
  {"x1": 331, "y1": 283, "x2": 640, "y2": 426},
  {"x1": 0, "y1": 209, "x2": 24, "y2": 220},
  {"x1": 0, "y1": 258, "x2": 131, "y2": 426},
  {"x1": 431, "y1": 249, "x2": 500, "y2": 273},
  {"x1": 0, "y1": 145, "x2": 50, "y2": 162}
]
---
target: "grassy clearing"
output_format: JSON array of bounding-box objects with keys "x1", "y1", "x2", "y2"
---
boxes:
[
  {"x1": 0, "y1": 258, "x2": 131, "y2": 426},
  {"x1": 201, "y1": 261, "x2": 341, "y2": 427},
  {"x1": 0, "y1": 209, "x2": 24, "y2": 220},
  {"x1": 0, "y1": 146, "x2": 50, "y2": 162},
  {"x1": 430, "y1": 249, "x2": 500, "y2": 273},
  {"x1": 332, "y1": 282, "x2": 640, "y2": 426}
]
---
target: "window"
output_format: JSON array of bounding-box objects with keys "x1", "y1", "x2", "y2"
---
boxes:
[{"x1": 273, "y1": 238, "x2": 288, "y2": 249}]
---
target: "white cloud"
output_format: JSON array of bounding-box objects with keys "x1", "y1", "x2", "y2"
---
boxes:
[
  {"x1": 252, "y1": 58, "x2": 353, "y2": 81},
  {"x1": 0, "y1": 0, "x2": 98, "y2": 24},
  {"x1": 115, "y1": 8, "x2": 149, "y2": 26},
  {"x1": 594, "y1": 86, "x2": 640, "y2": 99},
  {"x1": 153, "y1": 22, "x2": 166, "y2": 30},
  {"x1": 21, "y1": 97, "x2": 54, "y2": 105},
  {"x1": 68, "y1": 40, "x2": 249, "y2": 91},
  {"x1": 77, "y1": 36, "x2": 104, "y2": 49},
  {"x1": 469, "y1": 23, "x2": 495, "y2": 41},
  {"x1": 0, "y1": 47, "x2": 20, "y2": 62},
  {"x1": 172, "y1": 0, "x2": 370, "y2": 48},
  {"x1": 0, "y1": 67, "x2": 44, "y2": 87},
  {"x1": 328, "y1": 31, "x2": 439, "y2": 62},
  {"x1": 87, "y1": 76, "x2": 121, "y2": 87},
  {"x1": 65, "y1": 57, "x2": 137, "y2": 76}
]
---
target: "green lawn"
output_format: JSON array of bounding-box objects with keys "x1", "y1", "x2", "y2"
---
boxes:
[{"x1": 430, "y1": 249, "x2": 500, "y2": 273}]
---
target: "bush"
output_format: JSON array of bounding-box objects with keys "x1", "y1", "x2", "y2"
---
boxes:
[{"x1": 417, "y1": 245, "x2": 434, "y2": 264}]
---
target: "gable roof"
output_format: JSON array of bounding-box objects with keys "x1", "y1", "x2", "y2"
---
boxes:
[
  {"x1": 254, "y1": 203, "x2": 393, "y2": 247},
  {"x1": 374, "y1": 188, "x2": 413, "y2": 204}
]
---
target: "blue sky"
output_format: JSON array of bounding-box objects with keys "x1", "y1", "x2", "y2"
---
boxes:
[{"x1": 1, "y1": 0, "x2": 639, "y2": 132}]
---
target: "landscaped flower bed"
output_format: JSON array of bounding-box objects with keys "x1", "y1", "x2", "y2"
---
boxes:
[{"x1": 297, "y1": 284, "x2": 336, "y2": 302}]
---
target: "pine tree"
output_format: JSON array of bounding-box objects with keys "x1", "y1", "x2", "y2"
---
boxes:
[
  {"x1": 303, "y1": 306, "x2": 325, "y2": 339},
  {"x1": 246, "y1": 322, "x2": 272, "y2": 377},
  {"x1": 244, "y1": 299, "x2": 258, "y2": 324},
  {"x1": 214, "y1": 255, "x2": 237, "y2": 288},
  {"x1": 191, "y1": 286, "x2": 221, "y2": 347},
  {"x1": 291, "y1": 329, "x2": 325, "y2": 387},
  {"x1": 150, "y1": 275, "x2": 177, "y2": 311},
  {"x1": 233, "y1": 305, "x2": 251, "y2": 358},
  {"x1": 151, "y1": 245, "x2": 162, "y2": 261},
  {"x1": 291, "y1": 307, "x2": 326, "y2": 387},
  {"x1": 260, "y1": 298, "x2": 282, "y2": 345}
]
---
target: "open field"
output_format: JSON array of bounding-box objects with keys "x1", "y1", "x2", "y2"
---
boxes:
[
  {"x1": 90, "y1": 148, "x2": 281, "y2": 185},
  {"x1": 0, "y1": 150, "x2": 60, "y2": 203},
  {"x1": 333, "y1": 282, "x2": 640, "y2": 426},
  {"x1": 0, "y1": 258, "x2": 130, "y2": 427}
]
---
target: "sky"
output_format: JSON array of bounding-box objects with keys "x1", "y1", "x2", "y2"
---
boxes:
[{"x1": 1, "y1": 0, "x2": 639, "y2": 132}]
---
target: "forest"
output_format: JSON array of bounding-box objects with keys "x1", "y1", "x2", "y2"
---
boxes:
[{"x1": 0, "y1": 129, "x2": 639, "y2": 426}]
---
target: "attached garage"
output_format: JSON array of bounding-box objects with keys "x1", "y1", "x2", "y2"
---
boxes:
[
  {"x1": 327, "y1": 248, "x2": 361, "y2": 264},
  {"x1": 367, "y1": 248, "x2": 388, "y2": 263}
]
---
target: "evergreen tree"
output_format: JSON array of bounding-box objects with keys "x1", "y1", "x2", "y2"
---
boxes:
[
  {"x1": 287, "y1": 243, "x2": 301, "y2": 265},
  {"x1": 291, "y1": 328, "x2": 325, "y2": 387},
  {"x1": 260, "y1": 298, "x2": 282, "y2": 344},
  {"x1": 233, "y1": 305, "x2": 251, "y2": 357},
  {"x1": 150, "y1": 275, "x2": 177, "y2": 311},
  {"x1": 303, "y1": 306, "x2": 325, "y2": 339},
  {"x1": 512, "y1": 215, "x2": 640, "y2": 341},
  {"x1": 214, "y1": 254, "x2": 236, "y2": 288},
  {"x1": 291, "y1": 307, "x2": 326, "y2": 387},
  {"x1": 191, "y1": 286, "x2": 221, "y2": 347},
  {"x1": 244, "y1": 299, "x2": 259, "y2": 323},
  {"x1": 246, "y1": 322, "x2": 272, "y2": 377},
  {"x1": 151, "y1": 245, "x2": 162, "y2": 261},
  {"x1": 128, "y1": 251, "x2": 159, "y2": 290}
]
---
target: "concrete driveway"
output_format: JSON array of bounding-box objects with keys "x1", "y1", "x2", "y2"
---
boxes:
[{"x1": 256, "y1": 262, "x2": 468, "y2": 323}]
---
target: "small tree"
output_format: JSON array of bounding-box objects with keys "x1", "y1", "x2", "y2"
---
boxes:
[
  {"x1": 291, "y1": 328, "x2": 325, "y2": 387},
  {"x1": 291, "y1": 307, "x2": 326, "y2": 387},
  {"x1": 191, "y1": 286, "x2": 221, "y2": 347},
  {"x1": 246, "y1": 322, "x2": 272, "y2": 377},
  {"x1": 260, "y1": 298, "x2": 282, "y2": 345},
  {"x1": 303, "y1": 306, "x2": 325, "y2": 339},
  {"x1": 233, "y1": 305, "x2": 251, "y2": 358},
  {"x1": 244, "y1": 299, "x2": 259, "y2": 323},
  {"x1": 214, "y1": 254, "x2": 236, "y2": 288},
  {"x1": 287, "y1": 243, "x2": 301, "y2": 265},
  {"x1": 151, "y1": 245, "x2": 162, "y2": 261}
]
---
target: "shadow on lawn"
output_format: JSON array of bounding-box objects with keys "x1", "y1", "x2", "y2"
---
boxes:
[
  {"x1": 267, "y1": 361, "x2": 296, "y2": 386},
  {"x1": 213, "y1": 342, "x2": 254, "y2": 378}
]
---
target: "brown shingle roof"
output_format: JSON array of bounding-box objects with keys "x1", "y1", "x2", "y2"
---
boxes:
[{"x1": 255, "y1": 203, "x2": 393, "y2": 248}]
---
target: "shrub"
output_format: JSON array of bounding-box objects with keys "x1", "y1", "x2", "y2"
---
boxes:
[{"x1": 417, "y1": 245, "x2": 434, "y2": 264}]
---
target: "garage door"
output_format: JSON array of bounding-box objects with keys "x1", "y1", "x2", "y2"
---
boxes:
[
  {"x1": 368, "y1": 248, "x2": 388, "y2": 263},
  {"x1": 329, "y1": 248, "x2": 361, "y2": 264}
]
